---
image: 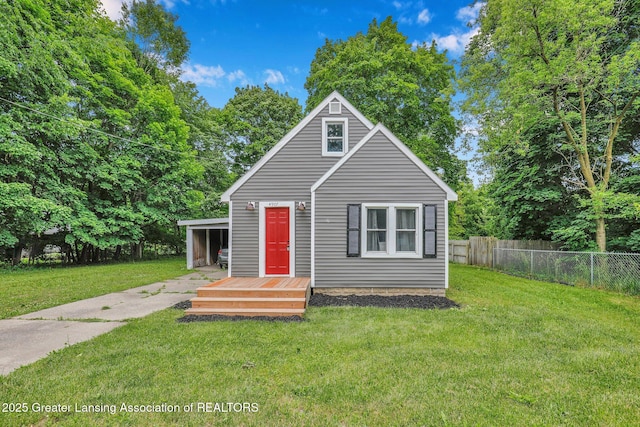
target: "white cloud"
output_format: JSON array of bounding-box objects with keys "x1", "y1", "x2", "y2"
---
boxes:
[
  {"x1": 264, "y1": 69, "x2": 285, "y2": 85},
  {"x1": 430, "y1": 27, "x2": 479, "y2": 55},
  {"x1": 181, "y1": 63, "x2": 226, "y2": 86},
  {"x1": 227, "y1": 70, "x2": 250, "y2": 86},
  {"x1": 456, "y1": 2, "x2": 485, "y2": 24},
  {"x1": 100, "y1": 0, "x2": 125, "y2": 20},
  {"x1": 158, "y1": 0, "x2": 191, "y2": 9},
  {"x1": 417, "y1": 9, "x2": 431, "y2": 25},
  {"x1": 99, "y1": 0, "x2": 191, "y2": 21},
  {"x1": 426, "y1": 2, "x2": 484, "y2": 56}
]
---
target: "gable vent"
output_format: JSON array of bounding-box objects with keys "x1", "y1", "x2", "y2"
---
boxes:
[{"x1": 329, "y1": 101, "x2": 342, "y2": 114}]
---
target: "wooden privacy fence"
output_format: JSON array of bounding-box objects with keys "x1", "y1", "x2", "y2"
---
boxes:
[{"x1": 448, "y1": 237, "x2": 559, "y2": 267}]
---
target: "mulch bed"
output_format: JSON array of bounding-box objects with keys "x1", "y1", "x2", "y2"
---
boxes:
[
  {"x1": 173, "y1": 293, "x2": 459, "y2": 322},
  {"x1": 308, "y1": 293, "x2": 459, "y2": 309},
  {"x1": 177, "y1": 313, "x2": 304, "y2": 323}
]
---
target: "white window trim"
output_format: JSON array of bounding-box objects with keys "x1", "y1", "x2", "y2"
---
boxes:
[
  {"x1": 258, "y1": 201, "x2": 296, "y2": 278},
  {"x1": 361, "y1": 203, "x2": 422, "y2": 258},
  {"x1": 329, "y1": 101, "x2": 342, "y2": 114},
  {"x1": 227, "y1": 201, "x2": 233, "y2": 277},
  {"x1": 322, "y1": 117, "x2": 348, "y2": 157}
]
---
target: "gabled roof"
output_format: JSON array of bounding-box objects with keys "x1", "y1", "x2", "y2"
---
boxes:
[
  {"x1": 311, "y1": 123, "x2": 458, "y2": 201},
  {"x1": 221, "y1": 91, "x2": 375, "y2": 202}
]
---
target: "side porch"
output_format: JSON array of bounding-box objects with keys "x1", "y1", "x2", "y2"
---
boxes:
[{"x1": 186, "y1": 277, "x2": 311, "y2": 317}]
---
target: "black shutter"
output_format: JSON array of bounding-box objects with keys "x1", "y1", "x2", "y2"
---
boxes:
[
  {"x1": 347, "y1": 204, "x2": 361, "y2": 257},
  {"x1": 423, "y1": 204, "x2": 437, "y2": 258}
]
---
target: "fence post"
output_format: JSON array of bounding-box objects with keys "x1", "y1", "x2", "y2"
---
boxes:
[
  {"x1": 530, "y1": 250, "x2": 534, "y2": 278},
  {"x1": 590, "y1": 252, "x2": 594, "y2": 286}
]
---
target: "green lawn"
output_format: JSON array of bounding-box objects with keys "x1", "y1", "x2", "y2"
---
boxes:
[
  {"x1": 0, "y1": 257, "x2": 188, "y2": 319},
  {"x1": 1, "y1": 264, "x2": 639, "y2": 426}
]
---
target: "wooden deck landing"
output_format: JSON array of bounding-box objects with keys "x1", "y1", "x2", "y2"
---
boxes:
[{"x1": 186, "y1": 277, "x2": 311, "y2": 317}]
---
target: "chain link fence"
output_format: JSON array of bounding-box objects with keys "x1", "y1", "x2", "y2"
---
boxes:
[{"x1": 493, "y1": 248, "x2": 640, "y2": 295}]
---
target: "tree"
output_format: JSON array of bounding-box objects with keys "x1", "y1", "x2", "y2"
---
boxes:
[
  {"x1": 448, "y1": 181, "x2": 497, "y2": 239},
  {"x1": 0, "y1": 0, "x2": 78, "y2": 263},
  {"x1": 119, "y1": 0, "x2": 190, "y2": 76},
  {"x1": 305, "y1": 17, "x2": 464, "y2": 186},
  {"x1": 222, "y1": 85, "x2": 303, "y2": 175},
  {"x1": 172, "y1": 80, "x2": 232, "y2": 218},
  {"x1": 0, "y1": 0, "x2": 202, "y2": 264},
  {"x1": 484, "y1": 120, "x2": 573, "y2": 241},
  {"x1": 460, "y1": 0, "x2": 640, "y2": 251}
]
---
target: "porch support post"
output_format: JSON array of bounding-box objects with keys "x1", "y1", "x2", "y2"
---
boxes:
[
  {"x1": 206, "y1": 229, "x2": 211, "y2": 266},
  {"x1": 186, "y1": 227, "x2": 194, "y2": 269}
]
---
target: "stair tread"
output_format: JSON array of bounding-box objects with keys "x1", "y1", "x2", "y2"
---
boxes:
[
  {"x1": 191, "y1": 297, "x2": 306, "y2": 302},
  {"x1": 185, "y1": 307, "x2": 305, "y2": 316},
  {"x1": 196, "y1": 286, "x2": 306, "y2": 292}
]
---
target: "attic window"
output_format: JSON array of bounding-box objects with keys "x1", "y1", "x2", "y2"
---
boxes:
[
  {"x1": 329, "y1": 101, "x2": 342, "y2": 114},
  {"x1": 322, "y1": 117, "x2": 348, "y2": 156}
]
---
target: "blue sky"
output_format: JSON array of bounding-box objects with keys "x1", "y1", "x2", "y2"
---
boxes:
[{"x1": 101, "y1": 0, "x2": 482, "y2": 109}]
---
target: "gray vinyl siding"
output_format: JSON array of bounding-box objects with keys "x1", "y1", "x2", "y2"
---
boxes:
[
  {"x1": 230, "y1": 101, "x2": 372, "y2": 277},
  {"x1": 314, "y1": 131, "x2": 448, "y2": 288}
]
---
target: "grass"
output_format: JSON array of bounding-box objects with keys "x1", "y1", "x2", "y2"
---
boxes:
[
  {"x1": 0, "y1": 257, "x2": 188, "y2": 319},
  {"x1": 1, "y1": 264, "x2": 639, "y2": 425}
]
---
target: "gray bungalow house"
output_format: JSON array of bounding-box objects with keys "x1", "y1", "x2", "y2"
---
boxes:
[{"x1": 221, "y1": 91, "x2": 457, "y2": 296}]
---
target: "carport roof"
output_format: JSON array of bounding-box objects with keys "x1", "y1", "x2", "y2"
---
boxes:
[{"x1": 177, "y1": 218, "x2": 229, "y2": 229}]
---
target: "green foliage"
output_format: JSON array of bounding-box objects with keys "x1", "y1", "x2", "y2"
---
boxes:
[
  {"x1": 222, "y1": 85, "x2": 303, "y2": 175},
  {"x1": 171, "y1": 81, "x2": 232, "y2": 218},
  {"x1": 486, "y1": 121, "x2": 571, "y2": 241},
  {"x1": 449, "y1": 182, "x2": 496, "y2": 239},
  {"x1": 0, "y1": 0, "x2": 203, "y2": 264},
  {"x1": 305, "y1": 17, "x2": 464, "y2": 186},
  {"x1": 460, "y1": 0, "x2": 640, "y2": 251},
  {"x1": 119, "y1": 0, "x2": 190, "y2": 75}
]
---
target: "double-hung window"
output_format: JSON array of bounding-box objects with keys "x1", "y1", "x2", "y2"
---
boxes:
[
  {"x1": 361, "y1": 204, "x2": 422, "y2": 258},
  {"x1": 396, "y1": 208, "x2": 417, "y2": 252},
  {"x1": 322, "y1": 118, "x2": 348, "y2": 156}
]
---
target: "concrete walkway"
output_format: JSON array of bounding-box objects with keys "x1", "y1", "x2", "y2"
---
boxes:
[{"x1": 0, "y1": 267, "x2": 226, "y2": 376}]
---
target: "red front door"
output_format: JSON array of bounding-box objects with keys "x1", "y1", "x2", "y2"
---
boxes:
[{"x1": 265, "y1": 207, "x2": 290, "y2": 275}]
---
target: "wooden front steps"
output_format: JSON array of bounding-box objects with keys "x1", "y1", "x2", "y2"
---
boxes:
[{"x1": 186, "y1": 277, "x2": 311, "y2": 317}]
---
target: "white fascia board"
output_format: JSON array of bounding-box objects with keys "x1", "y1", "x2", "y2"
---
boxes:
[
  {"x1": 177, "y1": 218, "x2": 229, "y2": 227},
  {"x1": 221, "y1": 91, "x2": 374, "y2": 202},
  {"x1": 311, "y1": 123, "x2": 458, "y2": 201},
  {"x1": 444, "y1": 200, "x2": 449, "y2": 288},
  {"x1": 310, "y1": 191, "x2": 316, "y2": 288}
]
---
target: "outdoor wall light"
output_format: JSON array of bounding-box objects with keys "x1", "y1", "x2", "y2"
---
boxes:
[
  {"x1": 297, "y1": 201, "x2": 306, "y2": 211},
  {"x1": 246, "y1": 201, "x2": 256, "y2": 211}
]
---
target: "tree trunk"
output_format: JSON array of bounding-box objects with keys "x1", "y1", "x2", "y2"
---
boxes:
[
  {"x1": 595, "y1": 216, "x2": 606, "y2": 252},
  {"x1": 131, "y1": 242, "x2": 144, "y2": 260},
  {"x1": 11, "y1": 244, "x2": 23, "y2": 266}
]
